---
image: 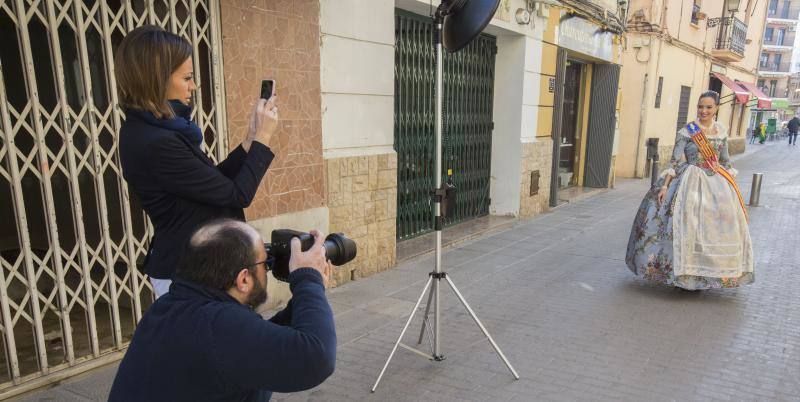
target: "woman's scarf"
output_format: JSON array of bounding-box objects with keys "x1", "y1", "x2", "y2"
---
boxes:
[{"x1": 124, "y1": 100, "x2": 203, "y2": 147}]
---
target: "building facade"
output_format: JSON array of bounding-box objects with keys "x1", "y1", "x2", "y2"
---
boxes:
[
  {"x1": 616, "y1": 0, "x2": 769, "y2": 180},
  {"x1": 538, "y1": 0, "x2": 625, "y2": 205},
  {"x1": 757, "y1": 0, "x2": 800, "y2": 119}
]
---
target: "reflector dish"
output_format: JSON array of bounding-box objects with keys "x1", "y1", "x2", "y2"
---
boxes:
[{"x1": 442, "y1": 0, "x2": 501, "y2": 52}]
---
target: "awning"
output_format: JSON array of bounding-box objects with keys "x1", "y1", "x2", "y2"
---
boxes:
[
  {"x1": 737, "y1": 81, "x2": 772, "y2": 109},
  {"x1": 711, "y1": 73, "x2": 750, "y2": 104}
]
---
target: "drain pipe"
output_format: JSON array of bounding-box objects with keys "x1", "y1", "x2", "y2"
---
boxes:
[{"x1": 634, "y1": 73, "x2": 650, "y2": 178}]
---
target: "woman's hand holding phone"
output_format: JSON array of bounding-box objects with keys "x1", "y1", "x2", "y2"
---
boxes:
[
  {"x1": 244, "y1": 81, "x2": 278, "y2": 151},
  {"x1": 253, "y1": 96, "x2": 278, "y2": 147}
]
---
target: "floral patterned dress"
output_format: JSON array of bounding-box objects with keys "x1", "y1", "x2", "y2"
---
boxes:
[{"x1": 625, "y1": 121, "x2": 754, "y2": 290}]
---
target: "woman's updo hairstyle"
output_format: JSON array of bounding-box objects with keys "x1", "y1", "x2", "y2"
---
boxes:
[
  {"x1": 699, "y1": 90, "x2": 720, "y2": 105},
  {"x1": 114, "y1": 25, "x2": 192, "y2": 119}
]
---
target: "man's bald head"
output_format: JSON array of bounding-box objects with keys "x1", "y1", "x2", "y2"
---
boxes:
[
  {"x1": 189, "y1": 219, "x2": 260, "y2": 249},
  {"x1": 176, "y1": 219, "x2": 264, "y2": 291}
]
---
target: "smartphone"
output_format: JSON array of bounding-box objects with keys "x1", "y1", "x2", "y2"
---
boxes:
[{"x1": 260, "y1": 79, "x2": 275, "y2": 100}]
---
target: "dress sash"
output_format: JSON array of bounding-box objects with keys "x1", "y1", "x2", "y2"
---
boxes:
[{"x1": 686, "y1": 122, "x2": 748, "y2": 221}]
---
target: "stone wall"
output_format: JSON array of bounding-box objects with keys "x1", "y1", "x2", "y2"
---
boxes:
[
  {"x1": 220, "y1": 1, "x2": 325, "y2": 220},
  {"x1": 326, "y1": 153, "x2": 397, "y2": 286},
  {"x1": 519, "y1": 139, "x2": 552, "y2": 218}
]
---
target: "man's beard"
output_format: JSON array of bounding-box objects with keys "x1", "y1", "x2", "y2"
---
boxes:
[{"x1": 246, "y1": 277, "x2": 268, "y2": 308}]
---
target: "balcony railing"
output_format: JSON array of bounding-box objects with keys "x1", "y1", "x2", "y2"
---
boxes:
[
  {"x1": 710, "y1": 17, "x2": 747, "y2": 57},
  {"x1": 767, "y1": 2, "x2": 800, "y2": 19},
  {"x1": 759, "y1": 85, "x2": 790, "y2": 98},
  {"x1": 763, "y1": 33, "x2": 796, "y2": 47},
  {"x1": 759, "y1": 61, "x2": 793, "y2": 72}
]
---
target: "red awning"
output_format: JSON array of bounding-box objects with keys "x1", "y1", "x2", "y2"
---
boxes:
[
  {"x1": 737, "y1": 81, "x2": 772, "y2": 109},
  {"x1": 711, "y1": 73, "x2": 750, "y2": 104}
]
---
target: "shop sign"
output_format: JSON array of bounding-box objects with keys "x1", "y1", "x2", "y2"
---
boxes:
[
  {"x1": 558, "y1": 15, "x2": 614, "y2": 62},
  {"x1": 711, "y1": 64, "x2": 727, "y2": 75}
]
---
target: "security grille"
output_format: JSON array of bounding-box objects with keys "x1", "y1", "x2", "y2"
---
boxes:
[
  {"x1": 0, "y1": 0, "x2": 226, "y2": 395},
  {"x1": 677, "y1": 85, "x2": 692, "y2": 131},
  {"x1": 394, "y1": 10, "x2": 496, "y2": 240}
]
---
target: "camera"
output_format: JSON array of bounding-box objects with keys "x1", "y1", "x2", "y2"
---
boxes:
[{"x1": 265, "y1": 229, "x2": 357, "y2": 282}]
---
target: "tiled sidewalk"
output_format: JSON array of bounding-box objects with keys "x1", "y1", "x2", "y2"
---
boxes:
[{"x1": 17, "y1": 143, "x2": 800, "y2": 401}]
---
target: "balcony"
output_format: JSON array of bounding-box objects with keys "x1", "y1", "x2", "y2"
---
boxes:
[
  {"x1": 762, "y1": 32, "x2": 796, "y2": 50},
  {"x1": 758, "y1": 84, "x2": 790, "y2": 99},
  {"x1": 709, "y1": 17, "x2": 747, "y2": 62},
  {"x1": 766, "y1": 3, "x2": 800, "y2": 23},
  {"x1": 759, "y1": 61, "x2": 793, "y2": 75}
]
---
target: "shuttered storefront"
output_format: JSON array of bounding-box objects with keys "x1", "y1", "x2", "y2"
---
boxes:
[
  {"x1": 583, "y1": 64, "x2": 621, "y2": 188},
  {"x1": 0, "y1": 0, "x2": 226, "y2": 395},
  {"x1": 394, "y1": 10, "x2": 496, "y2": 240}
]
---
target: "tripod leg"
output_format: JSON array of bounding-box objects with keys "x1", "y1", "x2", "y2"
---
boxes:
[
  {"x1": 417, "y1": 280, "x2": 436, "y2": 345},
  {"x1": 444, "y1": 275, "x2": 520, "y2": 380},
  {"x1": 371, "y1": 276, "x2": 434, "y2": 392}
]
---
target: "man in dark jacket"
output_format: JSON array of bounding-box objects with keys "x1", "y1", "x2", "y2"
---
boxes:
[
  {"x1": 788, "y1": 115, "x2": 800, "y2": 146},
  {"x1": 109, "y1": 219, "x2": 335, "y2": 401}
]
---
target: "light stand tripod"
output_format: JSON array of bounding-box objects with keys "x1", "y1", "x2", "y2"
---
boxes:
[{"x1": 371, "y1": 3, "x2": 519, "y2": 392}]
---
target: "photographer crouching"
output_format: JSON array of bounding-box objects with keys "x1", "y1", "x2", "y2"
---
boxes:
[{"x1": 109, "y1": 219, "x2": 336, "y2": 401}]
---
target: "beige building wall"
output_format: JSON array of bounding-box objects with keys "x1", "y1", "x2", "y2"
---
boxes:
[
  {"x1": 617, "y1": 0, "x2": 768, "y2": 178},
  {"x1": 320, "y1": 0, "x2": 397, "y2": 287}
]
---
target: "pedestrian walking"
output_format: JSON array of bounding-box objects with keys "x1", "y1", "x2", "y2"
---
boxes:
[
  {"x1": 787, "y1": 115, "x2": 800, "y2": 146},
  {"x1": 626, "y1": 91, "x2": 754, "y2": 290},
  {"x1": 759, "y1": 122, "x2": 767, "y2": 144}
]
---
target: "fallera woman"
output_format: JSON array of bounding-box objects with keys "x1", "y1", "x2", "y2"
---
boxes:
[{"x1": 626, "y1": 90, "x2": 754, "y2": 290}]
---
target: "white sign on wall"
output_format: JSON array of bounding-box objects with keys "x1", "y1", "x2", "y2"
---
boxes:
[{"x1": 558, "y1": 14, "x2": 614, "y2": 62}]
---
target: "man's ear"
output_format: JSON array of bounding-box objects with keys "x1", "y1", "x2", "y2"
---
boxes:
[{"x1": 234, "y1": 268, "x2": 251, "y2": 293}]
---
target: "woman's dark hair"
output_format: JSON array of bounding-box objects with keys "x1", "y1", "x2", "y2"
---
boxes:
[
  {"x1": 175, "y1": 220, "x2": 260, "y2": 291},
  {"x1": 114, "y1": 25, "x2": 192, "y2": 119},
  {"x1": 699, "y1": 90, "x2": 720, "y2": 105}
]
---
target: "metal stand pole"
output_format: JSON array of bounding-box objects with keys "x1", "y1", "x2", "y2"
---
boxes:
[
  {"x1": 749, "y1": 173, "x2": 763, "y2": 207},
  {"x1": 371, "y1": 17, "x2": 518, "y2": 393}
]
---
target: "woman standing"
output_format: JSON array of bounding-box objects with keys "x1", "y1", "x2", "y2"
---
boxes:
[
  {"x1": 115, "y1": 26, "x2": 278, "y2": 297},
  {"x1": 626, "y1": 91, "x2": 754, "y2": 290}
]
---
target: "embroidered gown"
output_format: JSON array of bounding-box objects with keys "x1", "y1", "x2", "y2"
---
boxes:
[{"x1": 625, "y1": 122, "x2": 754, "y2": 289}]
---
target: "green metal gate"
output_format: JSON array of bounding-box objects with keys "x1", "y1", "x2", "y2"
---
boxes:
[{"x1": 394, "y1": 10, "x2": 496, "y2": 240}]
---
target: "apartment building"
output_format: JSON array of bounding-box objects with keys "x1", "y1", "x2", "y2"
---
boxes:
[{"x1": 756, "y1": 0, "x2": 800, "y2": 120}]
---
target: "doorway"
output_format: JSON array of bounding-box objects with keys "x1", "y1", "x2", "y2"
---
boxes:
[{"x1": 557, "y1": 60, "x2": 584, "y2": 189}]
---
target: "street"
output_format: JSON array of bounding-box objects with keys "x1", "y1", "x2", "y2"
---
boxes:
[{"x1": 17, "y1": 142, "x2": 800, "y2": 401}]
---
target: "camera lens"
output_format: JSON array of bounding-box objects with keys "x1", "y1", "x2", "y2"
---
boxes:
[{"x1": 323, "y1": 233, "x2": 357, "y2": 266}]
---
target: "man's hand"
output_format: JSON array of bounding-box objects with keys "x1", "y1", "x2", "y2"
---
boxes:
[{"x1": 289, "y1": 230, "x2": 330, "y2": 286}]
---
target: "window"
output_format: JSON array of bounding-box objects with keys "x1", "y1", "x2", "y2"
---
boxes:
[
  {"x1": 775, "y1": 53, "x2": 783, "y2": 70},
  {"x1": 777, "y1": 28, "x2": 786, "y2": 45},
  {"x1": 765, "y1": 27, "x2": 774, "y2": 41},
  {"x1": 677, "y1": 86, "x2": 692, "y2": 131},
  {"x1": 770, "y1": 80, "x2": 778, "y2": 96},
  {"x1": 760, "y1": 53, "x2": 769, "y2": 68},
  {"x1": 654, "y1": 77, "x2": 664, "y2": 108},
  {"x1": 781, "y1": 0, "x2": 791, "y2": 18},
  {"x1": 769, "y1": 0, "x2": 779, "y2": 15},
  {"x1": 691, "y1": 0, "x2": 701, "y2": 24}
]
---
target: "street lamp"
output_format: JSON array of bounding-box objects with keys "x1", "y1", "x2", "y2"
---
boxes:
[{"x1": 727, "y1": 0, "x2": 741, "y2": 12}]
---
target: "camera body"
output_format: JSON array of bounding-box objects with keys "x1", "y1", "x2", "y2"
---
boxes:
[{"x1": 265, "y1": 229, "x2": 357, "y2": 282}]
